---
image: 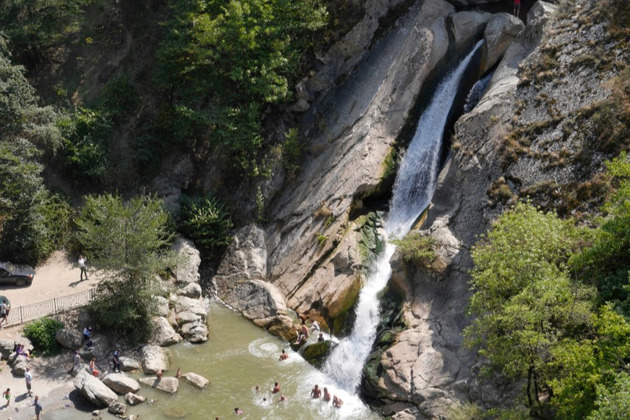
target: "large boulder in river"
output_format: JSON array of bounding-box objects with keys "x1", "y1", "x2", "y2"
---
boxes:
[
  {"x1": 108, "y1": 402, "x2": 127, "y2": 415},
  {"x1": 302, "y1": 341, "x2": 335, "y2": 369},
  {"x1": 102, "y1": 373, "x2": 140, "y2": 394},
  {"x1": 139, "y1": 376, "x2": 179, "y2": 394},
  {"x1": 172, "y1": 237, "x2": 201, "y2": 284},
  {"x1": 150, "y1": 317, "x2": 182, "y2": 346},
  {"x1": 482, "y1": 13, "x2": 525, "y2": 73},
  {"x1": 74, "y1": 370, "x2": 119, "y2": 408},
  {"x1": 119, "y1": 356, "x2": 140, "y2": 372},
  {"x1": 56, "y1": 328, "x2": 83, "y2": 350},
  {"x1": 182, "y1": 372, "x2": 210, "y2": 389},
  {"x1": 140, "y1": 345, "x2": 169, "y2": 374},
  {"x1": 180, "y1": 322, "x2": 209, "y2": 343},
  {"x1": 175, "y1": 296, "x2": 207, "y2": 317}
]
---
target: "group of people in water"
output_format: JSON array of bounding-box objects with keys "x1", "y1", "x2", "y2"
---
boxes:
[{"x1": 310, "y1": 383, "x2": 343, "y2": 408}]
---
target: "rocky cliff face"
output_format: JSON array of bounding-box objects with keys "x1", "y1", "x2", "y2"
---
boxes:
[
  {"x1": 214, "y1": 0, "x2": 626, "y2": 417},
  {"x1": 367, "y1": 0, "x2": 628, "y2": 418}
]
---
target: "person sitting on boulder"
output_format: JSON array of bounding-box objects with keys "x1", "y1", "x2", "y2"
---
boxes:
[
  {"x1": 89, "y1": 358, "x2": 100, "y2": 377},
  {"x1": 293, "y1": 322, "x2": 309, "y2": 345},
  {"x1": 156, "y1": 369, "x2": 164, "y2": 379}
]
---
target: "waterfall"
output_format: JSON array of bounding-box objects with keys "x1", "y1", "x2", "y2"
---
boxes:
[
  {"x1": 323, "y1": 40, "x2": 484, "y2": 392},
  {"x1": 463, "y1": 70, "x2": 494, "y2": 113}
]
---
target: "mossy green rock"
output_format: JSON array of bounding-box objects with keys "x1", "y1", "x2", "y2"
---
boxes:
[{"x1": 302, "y1": 340, "x2": 334, "y2": 368}]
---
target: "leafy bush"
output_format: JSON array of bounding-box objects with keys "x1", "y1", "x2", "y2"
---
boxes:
[
  {"x1": 60, "y1": 107, "x2": 112, "y2": 183},
  {"x1": 179, "y1": 195, "x2": 233, "y2": 258},
  {"x1": 89, "y1": 280, "x2": 155, "y2": 343},
  {"x1": 23, "y1": 317, "x2": 64, "y2": 356},
  {"x1": 391, "y1": 232, "x2": 436, "y2": 268},
  {"x1": 282, "y1": 128, "x2": 302, "y2": 179},
  {"x1": 100, "y1": 74, "x2": 139, "y2": 122}
]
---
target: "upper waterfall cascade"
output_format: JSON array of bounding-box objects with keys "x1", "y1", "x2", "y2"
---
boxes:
[{"x1": 323, "y1": 40, "x2": 484, "y2": 392}]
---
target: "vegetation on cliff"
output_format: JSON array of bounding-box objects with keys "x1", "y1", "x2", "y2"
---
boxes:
[{"x1": 465, "y1": 155, "x2": 630, "y2": 419}]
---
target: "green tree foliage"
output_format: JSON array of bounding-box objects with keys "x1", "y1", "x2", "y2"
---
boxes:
[
  {"x1": 588, "y1": 372, "x2": 630, "y2": 420},
  {"x1": 23, "y1": 317, "x2": 64, "y2": 356},
  {"x1": 155, "y1": 0, "x2": 327, "y2": 170},
  {"x1": 572, "y1": 153, "x2": 630, "y2": 317},
  {"x1": 0, "y1": 38, "x2": 67, "y2": 265},
  {"x1": 465, "y1": 199, "x2": 630, "y2": 418},
  {"x1": 179, "y1": 194, "x2": 233, "y2": 259},
  {"x1": 73, "y1": 193, "x2": 176, "y2": 342},
  {"x1": 0, "y1": 0, "x2": 91, "y2": 66},
  {"x1": 58, "y1": 107, "x2": 112, "y2": 183}
]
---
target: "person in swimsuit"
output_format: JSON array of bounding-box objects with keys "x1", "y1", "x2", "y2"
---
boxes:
[
  {"x1": 272, "y1": 382, "x2": 281, "y2": 393},
  {"x1": 311, "y1": 384, "x2": 322, "y2": 399},
  {"x1": 323, "y1": 387, "x2": 331, "y2": 402},
  {"x1": 279, "y1": 349, "x2": 289, "y2": 361},
  {"x1": 3, "y1": 388, "x2": 11, "y2": 407}
]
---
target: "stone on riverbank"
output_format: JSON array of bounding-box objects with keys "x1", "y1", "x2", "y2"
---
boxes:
[
  {"x1": 108, "y1": 401, "x2": 127, "y2": 415},
  {"x1": 102, "y1": 373, "x2": 140, "y2": 394},
  {"x1": 180, "y1": 322, "x2": 208, "y2": 343},
  {"x1": 150, "y1": 317, "x2": 182, "y2": 346},
  {"x1": 302, "y1": 341, "x2": 335, "y2": 368},
  {"x1": 139, "y1": 376, "x2": 179, "y2": 393},
  {"x1": 0, "y1": 338, "x2": 33, "y2": 360},
  {"x1": 119, "y1": 356, "x2": 140, "y2": 372},
  {"x1": 140, "y1": 345, "x2": 169, "y2": 374},
  {"x1": 12, "y1": 355, "x2": 29, "y2": 376},
  {"x1": 55, "y1": 328, "x2": 83, "y2": 350},
  {"x1": 177, "y1": 282, "x2": 202, "y2": 299},
  {"x1": 175, "y1": 310, "x2": 201, "y2": 325},
  {"x1": 74, "y1": 370, "x2": 118, "y2": 408},
  {"x1": 173, "y1": 237, "x2": 201, "y2": 285},
  {"x1": 125, "y1": 392, "x2": 146, "y2": 405}
]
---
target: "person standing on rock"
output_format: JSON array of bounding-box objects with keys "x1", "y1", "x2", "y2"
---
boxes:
[
  {"x1": 112, "y1": 348, "x2": 121, "y2": 373},
  {"x1": 25, "y1": 367, "x2": 33, "y2": 396},
  {"x1": 78, "y1": 255, "x2": 88, "y2": 281},
  {"x1": 34, "y1": 395, "x2": 43, "y2": 420},
  {"x1": 513, "y1": 0, "x2": 521, "y2": 18}
]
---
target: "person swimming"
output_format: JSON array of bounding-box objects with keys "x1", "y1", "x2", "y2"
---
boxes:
[
  {"x1": 310, "y1": 384, "x2": 322, "y2": 399},
  {"x1": 323, "y1": 387, "x2": 331, "y2": 402},
  {"x1": 279, "y1": 349, "x2": 288, "y2": 361},
  {"x1": 272, "y1": 382, "x2": 281, "y2": 393},
  {"x1": 333, "y1": 395, "x2": 343, "y2": 408},
  {"x1": 234, "y1": 407, "x2": 243, "y2": 415}
]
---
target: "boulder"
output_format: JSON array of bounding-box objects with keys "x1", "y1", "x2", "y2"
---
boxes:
[
  {"x1": 182, "y1": 372, "x2": 210, "y2": 389},
  {"x1": 138, "y1": 376, "x2": 179, "y2": 394},
  {"x1": 125, "y1": 392, "x2": 146, "y2": 405},
  {"x1": 176, "y1": 282, "x2": 202, "y2": 299},
  {"x1": 213, "y1": 225, "x2": 268, "y2": 289},
  {"x1": 55, "y1": 328, "x2": 84, "y2": 350},
  {"x1": 175, "y1": 310, "x2": 201, "y2": 325},
  {"x1": 12, "y1": 356, "x2": 28, "y2": 376},
  {"x1": 150, "y1": 317, "x2": 182, "y2": 347},
  {"x1": 119, "y1": 356, "x2": 141, "y2": 372},
  {"x1": 180, "y1": 322, "x2": 209, "y2": 343},
  {"x1": 151, "y1": 296, "x2": 170, "y2": 317},
  {"x1": 527, "y1": 1, "x2": 559, "y2": 26},
  {"x1": 73, "y1": 370, "x2": 119, "y2": 408},
  {"x1": 451, "y1": 11, "x2": 492, "y2": 52},
  {"x1": 175, "y1": 296, "x2": 207, "y2": 317},
  {"x1": 108, "y1": 402, "x2": 127, "y2": 415},
  {"x1": 482, "y1": 13, "x2": 525, "y2": 73},
  {"x1": 102, "y1": 373, "x2": 140, "y2": 394},
  {"x1": 302, "y1": 341, "x2": 335, "y2": 368},
  {"x1": 221, "y1": 279, "x2": 288, "y2": 322},
  {"x1": 140, "y1": 345, "x2": 169, "y2": 374},
  {"x1": 172, "y1": 237, "x2": 201, "y2": 284},
  {"x1": 446, "y1": 0, "x2": 500, "y2": 6},
  {"x1": 0, "y1": 338, "x2": 33, "y2": 360}
]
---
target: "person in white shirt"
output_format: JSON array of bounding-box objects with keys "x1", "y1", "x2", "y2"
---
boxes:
[
  {"x1": 78, "y1": 255, "x2": 88, "y2": 281},
  {"x1": 25, "y1": 367, "x2": 33, "y2": 396}
]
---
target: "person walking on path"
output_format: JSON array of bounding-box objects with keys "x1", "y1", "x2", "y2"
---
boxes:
[
  {"x1": 78, "y1": 255, "x2": 88, "y2": 281},
  {"x1": 513, "y1": 0, "x2": 521, "y2": 18},
  {"x1": 25, "y1": 367, "x2": 33, "y2": 396},
  {"x1": 3, "y1": 388, "x2": 10, "y2": 407},
  {"x1": 0, "y1": 299, "x2": 8, "y2": 327},
  {"x1": 34, "y1": 395, "x2": 43, "y2": 420}
]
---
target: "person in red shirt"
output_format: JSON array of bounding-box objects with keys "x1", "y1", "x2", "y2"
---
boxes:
[{"x1": 514, "y1": 0, "x2": 521, "y2": 18}]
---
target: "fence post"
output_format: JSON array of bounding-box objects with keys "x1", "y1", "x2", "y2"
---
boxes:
[
  {"x1": 53, "y1": 298, "x2": 57, "y2": 314},
  {"x1": 20, "y1": 306, "x2": 23, "y2": 324}
]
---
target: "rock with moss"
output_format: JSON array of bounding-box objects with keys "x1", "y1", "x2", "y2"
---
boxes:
[{"x1": 302, "y1": 340, "x2": 335, "y2": 368}]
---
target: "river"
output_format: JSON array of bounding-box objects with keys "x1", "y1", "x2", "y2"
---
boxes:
[{"x1": 48, "y1": 301, "x2": 381, "y2": 420}]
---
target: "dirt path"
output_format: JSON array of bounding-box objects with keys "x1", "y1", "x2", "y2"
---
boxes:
[
  {"x1": 1, "y1": 250, "x2": 100, "y2": 309},
  {"x1": 0, "y1": 250, "x2": 104, "y2": 419}
]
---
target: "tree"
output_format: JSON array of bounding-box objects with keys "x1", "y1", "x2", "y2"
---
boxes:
[
  {"x1": 0, "y1": 37, "x2": 66, "y2": 264},
  {"x1": 465, "y1": 201, "x2": 630, "y2": 418},
  {"x1": 73, "y1": 193, "x2": 177, "y2": 341},
  {"x1": 179, "y1": 194, "x2": 233, "y2": 259}
]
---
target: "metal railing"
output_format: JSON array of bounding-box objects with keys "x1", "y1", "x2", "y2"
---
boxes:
[{"x1": 5, "y1": 288, "x2": 96, "y2": 327}]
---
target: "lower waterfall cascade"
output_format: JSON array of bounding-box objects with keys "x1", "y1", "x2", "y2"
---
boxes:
[{"x1": 323, "y1": 40, "x2": 485, "y2": 392}]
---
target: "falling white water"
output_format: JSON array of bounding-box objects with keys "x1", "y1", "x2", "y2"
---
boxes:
[{"x1": 323, "y1": 41, "x2": 484, "y2": 392}]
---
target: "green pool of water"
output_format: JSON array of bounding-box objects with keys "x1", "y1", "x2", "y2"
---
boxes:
[{"x1": 50, "y1": 302, "x2": 382, "y2": 420}]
